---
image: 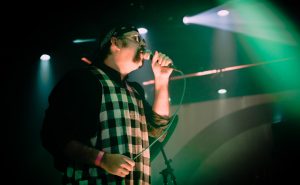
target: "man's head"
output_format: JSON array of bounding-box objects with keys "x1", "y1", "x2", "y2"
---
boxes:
[
  {"x1": 100, "y1": 25, "x2": 145, "y2": 49},
  {"x1": 96, "y1": 24, "x2": 149, "y2": 72},
  {"x1": 99, "y1": 25, "x2": 146, "y2": 56}
]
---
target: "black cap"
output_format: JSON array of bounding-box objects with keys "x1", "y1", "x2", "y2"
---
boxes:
[{"x1": 100, "y1": 24, "x2": 139, "y2": 49}]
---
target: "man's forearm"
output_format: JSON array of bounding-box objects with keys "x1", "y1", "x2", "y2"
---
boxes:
[
  {"x1": 64, "y1": 140, "x2": 99, "y2": 166},
  {"x1": 152, "y1": 79, "x2": 170, "y2": 116}
]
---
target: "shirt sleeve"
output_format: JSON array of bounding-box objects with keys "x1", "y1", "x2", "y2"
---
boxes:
[
  {"x1": 129, "y1": 81, "x2": 171, "y2": 139},
  {"x1": 40, "y1": 67, "x2": 102, "y2": 169}
]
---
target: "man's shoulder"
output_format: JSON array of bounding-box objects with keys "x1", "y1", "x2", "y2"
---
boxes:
[{"x1": 62, "y1": 66, "x2": 97, "y2": 80}]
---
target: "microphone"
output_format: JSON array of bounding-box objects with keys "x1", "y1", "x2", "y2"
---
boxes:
[{"x1": 142, "y1": 49, "x2": 181, "y2": 72}]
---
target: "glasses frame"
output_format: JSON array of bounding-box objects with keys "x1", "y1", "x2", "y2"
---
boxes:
[{"x1": 119, "y1": 34, "x2": 146, "y2": 46}]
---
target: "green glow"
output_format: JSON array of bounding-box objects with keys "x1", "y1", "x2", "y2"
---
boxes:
[{"x1": 231, "y1": 0, "x2": 300, "y2": 115}]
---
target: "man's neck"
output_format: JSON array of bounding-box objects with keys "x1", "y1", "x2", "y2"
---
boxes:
[{"x1": 104, "y1": 59, "x2": 128, "y2": 80}]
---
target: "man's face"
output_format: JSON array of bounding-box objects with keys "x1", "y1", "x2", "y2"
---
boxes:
[
  {"x1": 118, "y1": 31, "x2": 148, "y2": 69},
  {"x1": 121, "y1": 31, "x2": 146, "y2": 47}
]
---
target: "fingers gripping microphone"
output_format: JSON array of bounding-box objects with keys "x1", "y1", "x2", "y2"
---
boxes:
[{"x1": 142, "y1": 49, "x2": 181, "y2": 72}]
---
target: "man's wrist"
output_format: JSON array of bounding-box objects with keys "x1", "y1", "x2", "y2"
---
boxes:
[{"x1": 94, "y1": 151, "x2": 105, "y2": 166}]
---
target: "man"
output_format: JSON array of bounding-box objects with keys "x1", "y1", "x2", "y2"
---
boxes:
[{"x1": 41, "y1": 24, "x2": 174, "y2": 185}]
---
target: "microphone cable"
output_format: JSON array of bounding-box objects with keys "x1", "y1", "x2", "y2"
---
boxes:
[{"x1": 133, "y1": 69, "x2": 186, "y2": 161}]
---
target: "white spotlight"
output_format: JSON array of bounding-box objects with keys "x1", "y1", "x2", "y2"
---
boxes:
[
  {"x1": 182, "y1": 16, "x2": 190, "y2": 24},
  {"x1": 40, "y1": 54, "x2": 50, "y2": 61},
  {"x1": 138, "y1": 27, "x2": 148, "y2": 35},
  {"x1": 218, "y1": 88, "x2": 227, "y2": 94},
  {"x1": 217, "y1": 9, "x2": 230, "y2": 17}
]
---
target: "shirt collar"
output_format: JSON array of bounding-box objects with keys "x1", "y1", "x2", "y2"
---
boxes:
[{"x1": 98, "y1": 63, "x2": 128, "y2": 86}]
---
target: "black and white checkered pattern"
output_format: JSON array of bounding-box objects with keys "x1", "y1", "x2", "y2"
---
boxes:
[{"x1": 63, "y1": 67, "x2": 151, "y2": 185}]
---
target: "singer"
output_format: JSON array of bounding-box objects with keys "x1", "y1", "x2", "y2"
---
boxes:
[{"x1": 41, "y1": 23, "x2": 175, "y2": 185}]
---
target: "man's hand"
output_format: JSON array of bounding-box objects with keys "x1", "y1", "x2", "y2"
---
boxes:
[
  {"x1": 99, "y1": 153, "x2": 135, "y2": 177},
  {"x1": 151, "y1": 51, "x2": 173, "y2": 80}
]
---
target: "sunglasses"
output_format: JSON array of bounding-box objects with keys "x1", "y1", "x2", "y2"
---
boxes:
[{"x1": 120, "y1": 34, "x2": 145, "y2": 45}]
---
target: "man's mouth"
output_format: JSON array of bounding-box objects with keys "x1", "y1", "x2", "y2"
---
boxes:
[{"x1": 133, "y1": 47, "x2": 145, "y2": 62}]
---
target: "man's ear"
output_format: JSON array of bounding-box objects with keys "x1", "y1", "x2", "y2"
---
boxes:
[
  {"x1": 110, "y1": 37, "x2": 122, "y2": 53},
  {"x1": 111, "y1": 37, "x2": 120, "y2": 48}
]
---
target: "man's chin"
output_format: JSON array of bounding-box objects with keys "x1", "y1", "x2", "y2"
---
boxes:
[
  {"x1": 133, "y1": 59, "x2": 144, "y2": 68},
  {"x1": 138, "y1": 60, "x2": 145, "y2": 68}
]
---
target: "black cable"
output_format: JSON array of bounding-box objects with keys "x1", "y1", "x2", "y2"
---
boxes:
[{"x1": 133, "y1": 70, "x2": 186, "y2": 161}]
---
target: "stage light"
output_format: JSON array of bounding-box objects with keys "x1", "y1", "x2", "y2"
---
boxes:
[
  {"x1": 182, "y1": 16, "x2": 190, "y2": 25},
  {"x1": 218, "y1": 88, "x2": 227, "y2": 94},
  {"x1": 217, "y1": 9, "x2": 229, "y2": 17},
  {"x1": 73, "y1": 38, "x2": 96, "y2": 44},
  {"x1": 138, "y1": 27, "x2": 148, "y2": 34},
  {"x1": 40, "y1": 54, "x2": 50, "y2": 61}
]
